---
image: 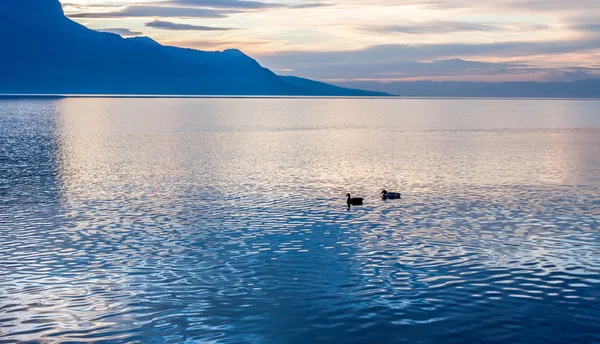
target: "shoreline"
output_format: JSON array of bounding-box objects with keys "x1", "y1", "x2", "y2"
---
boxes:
[{"x1": 1, "y1": 94, "x2": 600, "y2": 101}]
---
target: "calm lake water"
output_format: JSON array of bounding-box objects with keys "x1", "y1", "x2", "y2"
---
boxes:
[{"x1": 1, "y1": 98, "x2": 600, "y2": 343}]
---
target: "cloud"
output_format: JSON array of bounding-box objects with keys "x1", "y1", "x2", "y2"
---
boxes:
[
  {"x1": 258, "y1": 37, "x2": 600, "y2": 67},
  {"x1": 256, "y1": 36, "x2": 600, "y2": 81},
  {"x1": 282, "y1": 57, "x2": 600, "y2": 83},
  {"x1": 365, "y1": 22, "x2": 500, "y2": 34},
  {"x1": 493, "y1": 0, "x2": 600, "y2": 11},
  {"x1": 63, "y1": 0, "x2": 600, "y2": 82},
  {"x1": 161, "y1": 0, "x2": 282, "y2": 9},
  {"x1": 146, "y1": 19, "x2": 237, "y2": 31},
  {"x1": 542, "y1": 69, "x2": 600, "y2": 82},
  {"x1": 163, "y1": 0, "x2": 332, "y2": 9},
  {"x1": 262, "y1": 57, "x2": 532, "y2": 80},
  {"x1": 69, "y1": 6, "x2": 237, "y2": 18},
  {"x1": 162, "y1": 38, "x2": 272, "y2": 51},
  {"x1": 392, "y1": 0, "x2": 600, "y2": 12},
  {"x1": 67, "y1": 0, "x2": 332, "y2": 18},
  {"x1": 290, "y1": 2, "x2": 333, "y2": 9},
  {"x1": 97, "y1": 27, "x2": 143, "y2": 36},
  {"x1": 363, "y1": 21, "x2": 548, "y2": 35},
  {"x1": 574, "y1": 24, "x2": 600, "y2": 33}
]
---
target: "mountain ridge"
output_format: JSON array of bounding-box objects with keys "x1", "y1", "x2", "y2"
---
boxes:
[
  {"x1": 333, "y1": 79, "x2": 600, "y2": 98},
  {"x1": 0, "y1": 0, "x2": 386, "y2": 97},
  {"x1": 280, "y1": 76, "x2": 391, "y2": 97}
]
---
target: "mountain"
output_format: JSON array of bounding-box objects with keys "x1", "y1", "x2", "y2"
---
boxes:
[
  {"x1": 279, "y1": 76, "x2": 391, "y2": 97},
  {"x1": 0, "y1": 0, "x2": 384, "y2": 97},
  {"x1": 333, "y1": 79, "x2": 600, "y2": 98}
]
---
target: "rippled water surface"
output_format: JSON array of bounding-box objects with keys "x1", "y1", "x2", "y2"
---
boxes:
[{"x1": 1, "y1": 98, "x2": 600, "y2": 343}]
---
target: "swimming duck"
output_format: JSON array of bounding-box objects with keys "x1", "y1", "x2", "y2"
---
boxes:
[
  {"x1": 381, "y1": 190, "x2": 401, "y2": 200},
  {"x1": 347, "y1": 193, "x2": 364, "y2": 206}
]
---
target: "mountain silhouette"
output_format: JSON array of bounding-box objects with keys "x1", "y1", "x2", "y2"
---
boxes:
[
  {"x1": 0, "y1": 0, "x2": 386, "y2": 96},
  {"x1": 335, "y1": 79, "x2": 600, "y2": 98},
  {"x1": 279, "y1": 76, "x2": 389, "y2": 97}
]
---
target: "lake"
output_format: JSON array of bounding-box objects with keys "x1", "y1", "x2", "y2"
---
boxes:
[{"x1": 1, "y1": 98, "x2": 599, "y2": 343}]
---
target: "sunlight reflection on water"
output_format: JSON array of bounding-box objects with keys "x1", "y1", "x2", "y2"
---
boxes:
[{"x1": 1, "y1": 98, "x2": 599, "y2": 343}]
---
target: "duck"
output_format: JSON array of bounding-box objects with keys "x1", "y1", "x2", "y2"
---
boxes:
[
  {"x1": 347, "y1": 193, "x2": 364, "y2": 206},
  {"x1": 381, "y1": 190, "x2": 401, "y2": 200}
]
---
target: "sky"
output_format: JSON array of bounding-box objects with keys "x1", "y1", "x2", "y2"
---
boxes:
[{"x1": 62, "y1": 0, "x2": 600, "y2": 83}]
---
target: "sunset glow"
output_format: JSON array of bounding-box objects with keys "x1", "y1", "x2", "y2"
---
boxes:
[{"x1": 56, "y1": 1, "x2": 600, "y2": 81}]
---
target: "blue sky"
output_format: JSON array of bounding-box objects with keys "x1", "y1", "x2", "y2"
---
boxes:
[{"x1": 62, "y1": 0, "x2": 600, "y2": 82}]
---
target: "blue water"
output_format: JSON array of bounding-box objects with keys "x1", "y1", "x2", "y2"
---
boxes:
[{"x1": 1, "y1": 98, "x2": 599, "y2": 343}]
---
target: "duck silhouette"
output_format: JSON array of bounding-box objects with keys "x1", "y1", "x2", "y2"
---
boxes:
[
  {"x1": 347, "y1": 193, "x2": 364, "y2": 206},
  {"x1": 381, "y1": 190, "x2": 401, "y2": 200}
]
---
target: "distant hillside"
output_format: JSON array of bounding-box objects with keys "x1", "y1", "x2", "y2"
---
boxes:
[
  {"x1": 334, "y1": 79, "x2": 600, "y2": 98},
  {"x1": 280, "y1": 76, "x2": 392, "y2": 97},
  {"x1": 0, "y1": 0, "x2": 383, "y2": 97}
]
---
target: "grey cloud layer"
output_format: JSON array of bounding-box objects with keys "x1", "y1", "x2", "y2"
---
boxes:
[
  {"x1": 162, "y1": 0, "x2": 283, "y2": 9},
  {"x1": 97, "y1": 27, "x2": 143, "y2": 36},
  {"x1": 69, "y1": 0, "x2": 332, "y2": 18},
  {"x1": 268, "y1": 57, "x2": 600, "y2": 82},
  {"x1": 256, "y1": 36, "x2": 600, "y2": 81},
  {"x1": 161, "y1": 0, "x2": 332, "y2": 9},
  {"x1": 363, "y1": 21, "x2": 548, "y2": 35},
  {"x1": 259, "y1": 37, "x2": 600, "y2": 67},
  {"x1": 69, "y1": 6, "x2": 236, "y2": 18},
  {"x1": 389, "y1": 0, "x2": 600, "y2": 11},
  {"x1": 575, "y1": 24, "x2": 600, "y2": 33},
  {"x1": 146, "y1": 19, "x2": 236, "y2": 31}
]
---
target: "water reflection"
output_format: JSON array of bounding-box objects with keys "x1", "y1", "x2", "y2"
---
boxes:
[{"x1": 1, "y1": 98, "x2": 600, "y2": 343}]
